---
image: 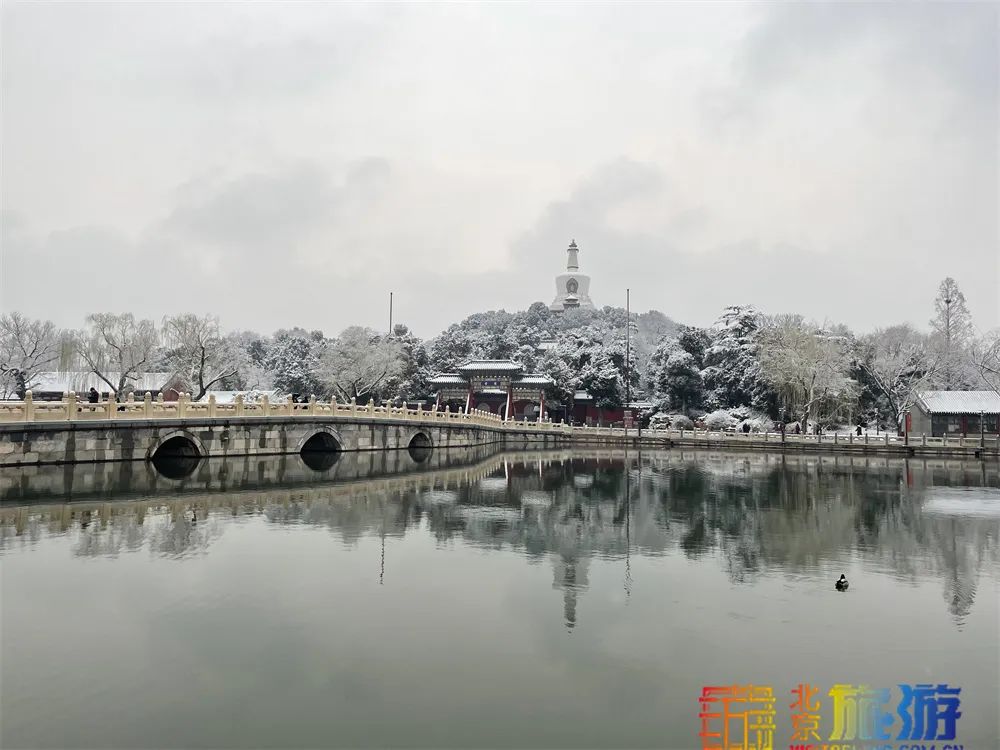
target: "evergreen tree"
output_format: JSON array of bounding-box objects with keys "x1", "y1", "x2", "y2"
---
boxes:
[{"x1": 701, "y1": 306, "x2": 772, "y2": 411}]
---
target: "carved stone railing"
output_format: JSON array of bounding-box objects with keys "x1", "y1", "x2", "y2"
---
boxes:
[
  {"x1": 1, "y1": 392, "x2": 997, "y2": 452},
  {"x1": 0, "y1": 391, "x2": 574, "y2": 433}
]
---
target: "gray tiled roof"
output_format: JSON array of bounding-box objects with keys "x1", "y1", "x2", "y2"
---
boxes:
[{"x1": 916, "y1": 390, "x2": 1000, "y2": 414}]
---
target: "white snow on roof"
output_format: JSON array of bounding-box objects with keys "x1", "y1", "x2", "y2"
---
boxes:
[
  {"x1": 199, "y1": 389, "x2": 282, "y2": 403},
  {"x1": 916, "y1": 391, "x2": 1000, "y2": 414},
  {"x1": 456, "y1": 360, "x2": 524, "y2": 372},
  {"x1": 428, "y1": 374, "x2": 467, "y2": 384},
  {"x1": 514, "y1": 375, "x2": 554, "y2": 385},
  {"x1": 33, "y1": 371, "x2": 178, "y2": 394}
]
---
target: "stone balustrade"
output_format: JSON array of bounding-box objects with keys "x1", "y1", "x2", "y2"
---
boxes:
[
  {"x1": 1, "y1": 391, "x2": 572, "y2": 427},
  {"x1": 0, "y1": 391, "x2": 996, "y2": 459}
]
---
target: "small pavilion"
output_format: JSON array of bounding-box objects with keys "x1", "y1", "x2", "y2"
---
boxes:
[{"x1": 429, "y1": 360, "x2": 554, "y2": 421}]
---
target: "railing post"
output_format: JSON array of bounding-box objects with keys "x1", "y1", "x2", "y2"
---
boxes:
[
  {"x1": 235, "y1": 393, "x2": 245, "y2": 417},
  {"x1": 368, "y1": 399, "x2": 375, "y2": 415},
  {"x1": 330, "y1": 396, "x2": 337, "y2": 414},
  {"x1": 208, "y1": 393, "x2": 217, "y2": 418},
  {"x1": 260, "y1": 394, "x2": 270, "y2": 417},
  {"x1": 107, "y1": 391, "x2": 117, "y2": 419},
  {"x1": 144, "y1": 392, "x2": 152, "y2": 418},
  {"x1": 287, "y1": 395, "x2": 295, "y2": 416},
  {"x1": 66, "y1": 391, "x2": 76, "y2": 422},
  {"x1": 922, "y1": 433, "x2": 926, "y2": 447},
  {"x1": 350, "y1": 397, "x2": 357, "y2": 414},
  {"x1": 23, "y1": 390, "x2": 33, "y2": 422},
  {"x1": 884, "y1": 433, "x2": 888, "y2": 446},
  {"x1": 177, "y1": 392, "x2": 187, "y2": 419},
  {"x1": 309, "y1": 395, "x2": 317, "y2": 415}
]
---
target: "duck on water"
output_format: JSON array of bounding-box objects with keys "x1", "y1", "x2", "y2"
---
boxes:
[{"x1": 836, "y1": 574, "x2": 849, "y2": 591}]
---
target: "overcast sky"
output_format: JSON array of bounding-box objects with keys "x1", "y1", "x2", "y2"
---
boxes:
[{"x1": 2, "y1": 2, "x2": 997, "y2": 338}]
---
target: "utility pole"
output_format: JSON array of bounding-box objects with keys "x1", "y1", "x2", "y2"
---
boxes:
[
  {"x1": 388, "y1": 292, "x2": 393, "y2": 335},
  {"x1": 625, "y1": 288, "x2": 631, "y2": 405}
]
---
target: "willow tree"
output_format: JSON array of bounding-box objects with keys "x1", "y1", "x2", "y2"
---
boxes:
[
  {"x1": 75, "y1": 313, "x2": 159, "y2": 399},
  {"x1": 0, "y1": 312, "x2": 61, "y2": 399},
  {"x1": 758, "y1": 315, "x2": 856, "y2": 429},
  {"x1": 162, "y1": 314, "x2": 244, "y2": 400}
]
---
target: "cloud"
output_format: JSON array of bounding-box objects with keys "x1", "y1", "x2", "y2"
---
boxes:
[{"x1": 1, "y1": 3, "x2": 996, "y2": 337}]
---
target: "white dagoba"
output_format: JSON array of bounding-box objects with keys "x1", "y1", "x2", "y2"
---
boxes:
[{"x1": 549, "y1": 240, "x2": 595, "y2": 312}]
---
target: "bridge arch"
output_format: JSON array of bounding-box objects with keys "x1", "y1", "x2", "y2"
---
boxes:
[
  {"x1": 406, "y1": 429, "x2": 433, "y2": 462},
  {"x1": 148, "y1": 430, "x2": 205, "y2": 479},
  {"x1": 296, "y1": 426, "x2": 344, "y2": 454},
  {"x1": 148, "y1": 430, "x2": 205, "y2": 460},
  {"x1": 297, "y1": 427, "x2": 344, "y2": 472}
]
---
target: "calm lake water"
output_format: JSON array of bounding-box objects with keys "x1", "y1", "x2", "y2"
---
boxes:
[{"x1": 2, "y1": 449, "x2": 999, "y2": 749}]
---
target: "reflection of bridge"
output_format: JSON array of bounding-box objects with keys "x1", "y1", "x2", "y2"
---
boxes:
[
  {"x1": 3, "y1": 449, "x2": 997, "y2": 629},
  {"x1": 2, "y1": 392, "x2": 997, "y2": 466}
]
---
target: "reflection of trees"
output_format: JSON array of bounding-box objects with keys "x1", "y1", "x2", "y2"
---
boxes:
[{"x1": 3, "y1": 451, "x2": 998, "y2": 628}]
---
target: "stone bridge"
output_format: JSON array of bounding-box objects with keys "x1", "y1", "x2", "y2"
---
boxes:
[
  {"x1": 1, "y1": 391, "x2": 996, "y2": 467},
  {"x1": 0, "y1": 392, "x2": 590, "y2": 467}
]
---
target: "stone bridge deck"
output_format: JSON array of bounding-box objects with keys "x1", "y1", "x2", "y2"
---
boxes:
[{"x1": 0, "y1": 392, "x2": 997, "y2": 465}]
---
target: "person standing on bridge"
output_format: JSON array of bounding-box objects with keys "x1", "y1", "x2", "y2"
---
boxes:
[{"x1": 87, "y1": 387, "x2": 99, "y2": 404}]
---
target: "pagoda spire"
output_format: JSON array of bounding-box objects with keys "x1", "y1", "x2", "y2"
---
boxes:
[{"x1": 566, "y1": 239, "x2": 579, "y2": 271}]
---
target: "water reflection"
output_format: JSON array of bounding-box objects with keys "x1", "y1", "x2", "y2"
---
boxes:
[
  {"x1": 299, "y1": 448, "x2": 340, "y2": 472},
  {"x1": 150, "y1": 453, "x2": 201, "y2": 479},
  {"x1": 3, "y1": 451, "x2": 998, "y2": 629}
]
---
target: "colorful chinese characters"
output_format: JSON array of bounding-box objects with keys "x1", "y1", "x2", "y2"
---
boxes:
[
  {"x1": 699, "y1": 685, "x2": 777, "y2": 750},
  {"x1": 699, "y1": 684, "x2": 962, "y2": 750}
]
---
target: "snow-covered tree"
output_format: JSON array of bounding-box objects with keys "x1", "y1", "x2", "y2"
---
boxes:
[
  {"x1": 648, "y1": 339, "x2": 703, "y2": 412},
  {"x1": 384, "y1": 324, "x2": 434, "y2": 402},
  {"x1": 855, "y1": 324, "x2": 939, "y2": 427},
  {"x1": 161, "y1": 314, "x2": 244, "y2": 400},
  {"x1": 973, "y1": 331, "x2": 1000, "y2": 396},
  {"x1": 0, "y1": 312, "x2": 61, "y2": 399},
  {"x1": 579, "y1": 349, "x2": 624, "y2": 408},
  {"x1": 319, "y1": 326, "x2": 403, "y2": 403},
  {"x1": 75, "y1": 313, "x2": 160, "y2": 398},
  {"x1": 758, "y1": 315, "x2": 856, "y2": 428},
  {"x1": 702, "y1": 306, "x2": 771, "y2": 411},
  {"x1": 538, "y1": 350, "x2": 576, "y2": 407},
  {"x1": 930, "y1": 277, "x2": 976, "y2": 389},
  {"x1": 224, "y1": 330, "x2": 272, "y2": 391},
  {"x1": 265, "y1": 328, "x2": 325, "y2": 396}
]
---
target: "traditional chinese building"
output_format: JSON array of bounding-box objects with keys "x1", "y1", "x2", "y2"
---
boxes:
[
  {"x1": 549, "y1": 239, "x2": 595, "y2": 312},
  {"x1": 911, "y1": 390, "x2": 1000, "y2": 437},
  {"x1": 428, "y1": 360, "x2": 554, "y2": 421}
]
